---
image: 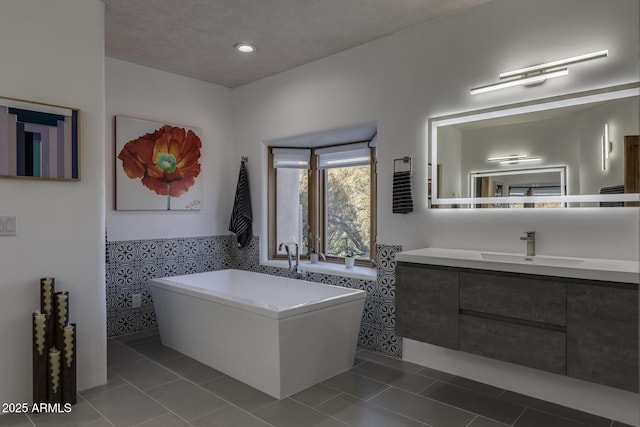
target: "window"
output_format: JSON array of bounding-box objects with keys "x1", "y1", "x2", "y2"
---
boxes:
[
  {"x1": 270, "y1": 148, "x2": 310, "y2": 256},
  {"x1": 268, "y1": 142, "x2": 377, "y2": 266}
]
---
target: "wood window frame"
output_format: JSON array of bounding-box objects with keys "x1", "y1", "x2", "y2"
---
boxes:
[{"x1": 268, "y1": 144, "x2": 377, "y2": 267}]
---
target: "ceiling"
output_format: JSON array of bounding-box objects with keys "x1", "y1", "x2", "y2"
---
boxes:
[{"x1": 104, "y1": 0, "x2": 490, "y2": 89}]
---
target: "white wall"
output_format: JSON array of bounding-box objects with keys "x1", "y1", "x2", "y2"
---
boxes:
[
  {"x1": 0, "y1": 0, "x2": 106, "y2": 404},
  {"x1": 105, "y1": 58, "x2": 234, "y2": 241},
  {"x1": 232, "y1": 0, "x2": 639, "y2": 422},
  {"x1": 579, "y1": 96, "x2": 640, "y2": 194}
]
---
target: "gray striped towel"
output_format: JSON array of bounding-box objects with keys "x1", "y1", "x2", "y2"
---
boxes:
[
  {"x1": 229, "y1": 161, "x2": 253, "y2": 247},
  {"x1": 392, "y1": 171, "x2": 413, "y2": 213},
  {"x1": 599, "y1": 185, "x2": 624, "y2": 207}
]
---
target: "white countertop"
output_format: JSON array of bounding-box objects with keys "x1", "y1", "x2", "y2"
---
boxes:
[{"x1": 396, "y1": 247, "x2": 639, "y2": 284}]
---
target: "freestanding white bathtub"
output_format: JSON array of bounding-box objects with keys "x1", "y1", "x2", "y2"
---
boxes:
[{"x1": 150, "y1": 269, "x2": 366, "y2": 398}]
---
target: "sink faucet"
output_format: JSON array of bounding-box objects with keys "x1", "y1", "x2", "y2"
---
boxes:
[
  {"x1": 278, "y1": 241, "x2": 299, "y2": 272},
  {"x1": 520, "y1": 231, "x2": 536, "y2": 256}
]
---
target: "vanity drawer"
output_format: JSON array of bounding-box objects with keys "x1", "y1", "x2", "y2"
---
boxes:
[
  {"x1": 460, "y1": 271, "x2": 566, "y2": 325},
  {"x1": 459, "y1": 314, "x2": 566, "y2": 375}
]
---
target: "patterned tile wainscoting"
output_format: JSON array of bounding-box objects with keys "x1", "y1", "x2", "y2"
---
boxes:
[
  {"x1": 105, "y1": 235, "x2": 236, "y2": 336},
  {"x1": 374, "y1": 244, "x2": 403, "y2": 357},
  {"x1": 106, "y1": 235, "x2": 403, "y2": 358}
]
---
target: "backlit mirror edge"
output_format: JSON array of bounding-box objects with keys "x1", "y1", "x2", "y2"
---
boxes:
[{"x1": 429, "y1": 82, "x2": 640, "y2": 208}]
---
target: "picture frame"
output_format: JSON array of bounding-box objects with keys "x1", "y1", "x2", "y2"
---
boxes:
[
  {"x1": 115, "y1": 115, "x2": 203, "y2": 211},
  {"x1": 0, "y1": 96, "x2": 80, "y2": 181}
]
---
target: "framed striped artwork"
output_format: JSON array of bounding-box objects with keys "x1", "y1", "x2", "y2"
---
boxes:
[{"x1": 0, "y1": 96, "x2": 79, "y2": 181}]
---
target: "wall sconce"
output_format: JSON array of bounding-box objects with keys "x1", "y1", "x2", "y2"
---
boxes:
[
  {"x1": 601, "y1": 123, "x2": 612, "y2": 171},
  {"x1": 488, "y1": 154, "x2": 541, "y2": 165},
  {"x1": 471, "y1": 50, "x2": 608, "y2": 95}
]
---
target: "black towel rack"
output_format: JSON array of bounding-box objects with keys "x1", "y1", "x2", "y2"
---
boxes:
[{"x1": 393, "y1": 156, "x2": 412, "y2": 173}]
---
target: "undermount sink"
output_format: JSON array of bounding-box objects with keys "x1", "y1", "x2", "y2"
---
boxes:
[{"x1": 480, "y1": 252, "x2": 585, "y2": 267}]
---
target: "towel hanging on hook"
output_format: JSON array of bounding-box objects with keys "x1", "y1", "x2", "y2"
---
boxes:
[
  {"x1": 229, "y1": 160, "x2": 253, "y2": 247},
  {"x1": 392, "y1": 156, "x2": 413, "y2": 214}
]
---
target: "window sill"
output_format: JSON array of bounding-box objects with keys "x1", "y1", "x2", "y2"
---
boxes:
[{"x1": 261, "y1": 259, "x2": 377, "y2": 281}]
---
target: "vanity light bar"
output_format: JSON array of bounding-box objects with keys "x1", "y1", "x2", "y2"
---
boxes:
[
  {"x1": 498, "y1": 157, "x2": 541, "y2": 164},
  {"x1": 499, "y1": 50, "x2": 608, "y2": 79},
  {"x1": 601, "y1": 123, "x2": 612, "y2": 171},
  {"x1": 601, "y1": 135, "x2": 606, "y2": 171},
  {"x1": 604, "y1": 123, "x2": 610, "y2": 160},
  {"x1": 470, "y1": 69, "x2": 568, "y2": 95},
  {"x1": 487, "y1": 154, "x2": 528, "y2": 162},
  {"x1": 487, "y1": 155, "x2": 541, "y2": 164},
  {"x1": 470, "y1": 49, "x2": 608, "y2": 95}
]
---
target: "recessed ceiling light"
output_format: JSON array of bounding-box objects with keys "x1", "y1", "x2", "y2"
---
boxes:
[{"x1": 235, "y1": 43, "x2": 255, "y2": 53}]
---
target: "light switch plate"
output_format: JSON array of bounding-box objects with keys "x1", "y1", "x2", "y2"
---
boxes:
[{"x1": 0, "y1": 216, "x2": 17, "y2": 236}]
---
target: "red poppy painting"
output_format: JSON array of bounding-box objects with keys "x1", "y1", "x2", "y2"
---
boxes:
[{"x1": 115, "y1": 116, "x2": 202, "y2": 210}]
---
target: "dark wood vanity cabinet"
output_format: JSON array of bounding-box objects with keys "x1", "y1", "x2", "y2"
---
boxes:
[
  {"x1": 459, "y1": 272, "x2": 566, "y2": 325},
  {"x1": 459, "y1": 315, "x2": 566, "y2": 374},
  {"x1": 395, "y1": 262, "x2": 639, "y2": 391},
  {"x1": 459, "y1": 271, "x2": 567, "y2": 375},
  {"x1": 566, "y1": 281, "x2": 639, "y2": 392},
  {"x1": 396, "y1": 262, "x2": 459, "y2": 349}
]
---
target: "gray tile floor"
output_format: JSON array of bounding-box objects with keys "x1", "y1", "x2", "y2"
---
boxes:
[{"x1": 1, "y1": 330, "x2": 633, "y2": 427}]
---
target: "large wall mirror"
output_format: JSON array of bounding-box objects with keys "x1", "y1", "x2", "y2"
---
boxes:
[{"x1": 429, "y1": 83, "x2": 640, "y2": 208}]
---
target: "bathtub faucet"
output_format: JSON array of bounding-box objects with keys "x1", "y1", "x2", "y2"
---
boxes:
[
  {"x1": 278, "y1": 241, "x2": 300, "y2": 272},
  {"x1": 520, "y1": 231, "x2": 536, "y2": 257}
]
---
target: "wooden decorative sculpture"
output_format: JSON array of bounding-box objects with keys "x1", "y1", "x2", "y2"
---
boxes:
[
  {"x1": 32, "y1": 311, "x2": 48, "y2": 404},
  {"x1": 54, "y1": 291, "x2": 69, "y2": 354},
  {"x1": 48, "y1": 348, "x2": 61, "y2": 404},
  {"x1": 40, "y1": 278, "x2": 55, "y2": 350},
  {"x1": 61, "y1": 323, "x2": 77, "y2": 405},
  {"x1": 33, "y1": 278, "x2": 77, "y2": 406}
]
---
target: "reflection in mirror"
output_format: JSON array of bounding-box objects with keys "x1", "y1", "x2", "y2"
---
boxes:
[
  {"x1": 430, "y1": 83, "x2": 640, "y2": 208},
  {"x1": 470, "y1": 166, "x2": 566, "y2": 208}
]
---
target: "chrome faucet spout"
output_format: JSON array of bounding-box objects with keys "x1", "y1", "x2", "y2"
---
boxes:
[
  {"x1": 278, "y1": 242, "x2": 299, "y2": 271},
  {"x1": 520, "y1": 231, "x2": 536, "y2": 256}
]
